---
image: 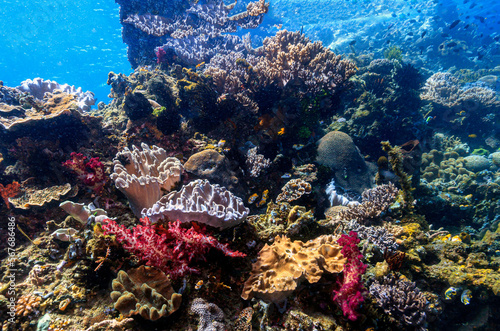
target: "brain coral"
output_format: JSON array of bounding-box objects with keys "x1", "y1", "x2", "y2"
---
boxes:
[
  {"x1": 316, "y1": 131, "x2": 375, "y2": 194},
  {"x1": 110, "y1": 265, "x2": 182, "y2": 321},
  {"x1": 184, "y1": 149, "x2": 239, "y2": 191},
  {"x1": 142, "y1": 179, "x2": 249, "y2": 229},
  {"x1": 241, "y1": 235, "x2": 346, "y2": 303},
  {"x1": 111, "y1": 143, "x2": 182, "y2": 218}
]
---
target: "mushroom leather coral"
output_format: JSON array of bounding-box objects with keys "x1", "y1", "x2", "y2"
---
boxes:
[
  {"x1": 241, "y1": 235, "x2": 346, "y2": 303},
  {"x1": 110, "y1": 265, "x2": 182, "y2": 321}
]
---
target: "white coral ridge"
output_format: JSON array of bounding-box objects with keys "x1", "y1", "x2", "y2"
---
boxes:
[
  {"x1": 142, "y1": 179, "x2": 249, "y2": 230},
  {"x1": 16, "y1": 78, "x2": 96, "y2": 111},
  {"x1": 111, "y1": 143, "x2": 182, "y2": 218}
]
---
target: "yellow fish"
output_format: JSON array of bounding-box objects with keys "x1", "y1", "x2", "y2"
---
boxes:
[
  {"x1": 277, "y1": 127, "x2": 285, "y2": 135},
  {"x1": 248, "y1": 193, "x2": 259, "y2": 204},
  {"x1": 256, "y1": 189, "x2": 269, "y2": 207},
  {"x1": 461, "y1": 289, "x2": 472, "y2": 305},
  {"x1": 444, "y1": 287, "x2": 460, "y2": 300},
  {"x1": 195, "y1": 280, "x2": 203, "y2": 290},
  {"x1": 468, "y1": 134, "x2": 477, "y2": 138}
]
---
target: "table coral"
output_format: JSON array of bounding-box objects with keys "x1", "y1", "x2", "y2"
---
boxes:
[
  {"x1": 241, "y1": 234, "x2": 346, "y2": 303},
  {"x1": 9, "y1": 183, "x2": 71, "y2": 210},
  {"x1": 110, "y1": 265, "x2": 182, "y2": 321}
]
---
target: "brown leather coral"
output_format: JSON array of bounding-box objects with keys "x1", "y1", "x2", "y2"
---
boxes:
[
  {"x1": 241, "y1": 235, "x2": 346, "y2": 303},
  {"x1": 110, "y1": 265, "x2": 182, "y2": 321}
]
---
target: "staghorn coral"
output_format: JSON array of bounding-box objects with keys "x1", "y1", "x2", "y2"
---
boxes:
[
  {"x1": 189, "y1": 298, "x2": 225, "y2": 331},
  {"x1": 241, "y1": 235, "x2": 346, "y2": 303},
  {"x1": 338, "y1": 183, "x2": 398, "y2": 224},
  {"x1": 111, "y1": 143, "x2": 182, "y2": 218},
  {"x1": 142, "y1": 179, "x2": 249, "y2": 229},
  {"x1": 276, "y1": 178, "x2": 312, "y2": 203},
  {"x1": 110, "y1": 265, "x2": 182, "y2": 321},
  {"x1": 246, "y1": 147, "x2": 271, "y2": 178},
  {"x1": 9, "y1": 183, "x2": 72, "y2": 210},
  {"x1": 369, "y1": 274, "x2": 429, "y2": 328},
  {"x1": 102, "y1": 217, "x2": 246, "y2": 279}
]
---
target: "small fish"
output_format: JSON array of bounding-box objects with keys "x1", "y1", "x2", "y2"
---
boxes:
[
  {"x1": 407, "y1": 32, "x2": 414, "y2": 36},
  {"x1": 386, "y1": 39, "x2": 391, "y2": 44},
  {"x1": 256, "y1": 190, "x2": 269, "y2": 207},
  {"x1": 470, "y1": 3, "x2": 477, "y2": 9},
  {"x1": 248, "y1": 193, "x2": 259, "y2": 204},
  {"x1": 468, "y1": 134, "x2": 477, "y2": 138},
  {"x1": 391, "y1": 13, "x2": 397, "y2": 17},
  {"x1": 421, "y1": 31, "x2": 427, "y2": 38},
  {"x1": 349, "y1": 40, "x2": 357, "y2": 46},
  {"x1": 195, "y1": 62, "x2": 205, "y2": 69},
  {"x1": 464, "y1": 24, "x2": 470, "y2": 29},
  {"x1": 447, "y1": 41, "x2": 457, "y2": 47},
  {"x1": 461, "y1": 289, "x2": 472, "y2": 305},
  {"x1": 277, "y1": 127, "x2": 285, "y2": 135},
  {"x1": 281, "y1": 173, "x2": 292, "y2": 179},
  {"x1": 445, "y1": 287, "x2": 460, "y2": 300},
  {"x1": 217, "y1": 139, "x2": 226, "y2": 148},
  {"x1": 449, "y1": 20, "x2": 461, "y2": 29},
  {"x1": 474, "y1": 15, "x2": 486, "y2": 23},
  {"x1": 442, "y1": 33, "x2": 450, "y2": 38},
  {"x1": 195, "y1": 280, "x2": 203, "y2": 290},
  {"x1": 292, "y1": 144, "x2": 304, "y2": 150}
]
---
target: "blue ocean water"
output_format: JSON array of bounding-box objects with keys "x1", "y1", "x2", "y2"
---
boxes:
[
  {"x1": 0, "y1": 0, "x2": 130, "y2": 105},
  {"x1": 1, "y1": 0, "x2": 498, "y2": 107}
]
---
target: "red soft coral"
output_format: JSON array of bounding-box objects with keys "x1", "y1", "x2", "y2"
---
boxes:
[
  {"x1": 62, "y1": 152, "x2": 106, "y2": 193},
  {"x1": 333, "y1": 231, "x2": 367, "y2": 321},
  {"x1": 101, "y1": 217, "x2": 246, "y2": 279}
]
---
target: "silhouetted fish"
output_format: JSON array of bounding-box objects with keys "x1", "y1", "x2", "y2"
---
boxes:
[
  {"x1": 391, "y1": 13, "x2": 397, "y2": 17},
  {"x1": 447, "y1": 42, "x2": 457, "y2": 47},
  {"x1": 464, "y1": 24, "x2": 470, "y2": 29},
  {"x1": 470, "y1": 3, "x2": 477, "y2": 9},
  {"x1": 408, "y1": 32, "x2": 414, "y2": 36},
  {"x1": 474, "y1": 16, "x2": 486, "y2": 23},
  {"x1": 421, "y1": 31, "x2": 427, "y2": 38},
  {"x1": 349, "y1": 40, "x2": 356, "y2": 46},
  {"x1": 442, "y1": 33, "x2": 450, "y2": 38},
  {"x1": 449, "y1": 20, "x2": 461, "y2": 29}
]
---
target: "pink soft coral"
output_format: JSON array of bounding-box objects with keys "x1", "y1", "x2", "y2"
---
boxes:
[
  {"x1": 101, "y1": 217, "x2": 246, "y2": 279},
  {"x1": 333, "y1": 231, "x2": 367, "y2": 321}
]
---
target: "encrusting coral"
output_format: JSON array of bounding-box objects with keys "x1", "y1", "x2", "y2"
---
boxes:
[
  {"x1": 241, "y1": 235, "x2": 346, "y2": 304},
  {"x1": 110, "y1": 265, "x2": 182, "y2": 321}
]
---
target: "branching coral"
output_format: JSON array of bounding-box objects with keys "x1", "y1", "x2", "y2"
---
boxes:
[
  {"x1": 338, "y1": 183, "x2": 398, "y2": 224},
  {"x1": 101, "y1": 217, "x2": 246, "y2": 279},
  {"x1": 369, "y1": 274, "x2": 429, "y2": 328}
]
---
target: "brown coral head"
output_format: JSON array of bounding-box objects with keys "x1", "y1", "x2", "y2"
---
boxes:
[{"x1": 110, "y1": 265, "x2": 182, "y2": 320}]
